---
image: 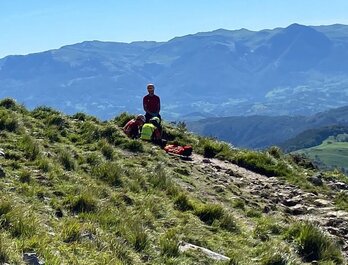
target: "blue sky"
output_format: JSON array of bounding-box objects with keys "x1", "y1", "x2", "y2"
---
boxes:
[{"x1": 1, "y1": 0, "x2": 348, "y2": 58}]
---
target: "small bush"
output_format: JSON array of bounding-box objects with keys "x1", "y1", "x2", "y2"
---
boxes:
[
  {"x1": 334, "y1": 191, "x2": 348, "y2": 211},
  {"x1": 174, "y1": 193, "x2": 195, "y2": 211},
  {"x1": 0, "y1": 200, "x2": 12, "y2": 217},
  {"x1": 100, "y1": 125, "x2": 121, "y2": 143},
  {"x1": 45, "y1": 128, "x2": 61, "y2": 143},
  {"x1": 267, "y1": 146, "x2": 283, "y2": 159},
  {"x1": 0, "y1": 98, "x2": 17, "y2": 109},
  {"x1": 114, "y1": 112, "x2": 135, "y2": 127},
  {"x1": 0, "y1": 110, "x2": 19, "y2": 132},
  {"x1": 219, "y1": 213, "x2": 239, "y2": 232},
  {"x1": 57, "y1": 149, "x2": 76, "y2": 171},
  {"x1": 20, "y1": 135, "x2": 41, "y2": 161},
  {"x1": 127, "y1": 221, "x2": 148, "y2": 251},
  {"x1": 48, "y1": 114, "x2": 66, "y2": 129},
  {"x1": 71, "y1": 112, "x2": 87, "y2": 121},
  {"x1": 36, "y1": 157, "x2": 52, "y2": 172},
  {"x1": 61, "y1": 219, "x2": 81, "y2": 243},
  {"x1": 160, "y1": 230, "x2": 179, "y2": 257},
  {"x1": 92, "y1": 162, "x2": 123, "y2": 186},
  {"x1": 99, "y1": 140, "x2": 114, "y2": 160},
  {"x1": 19, "y1": 170, "x2": 31, "y2": 183},
  {"x1": 195, "y1": 203, "x2": 224, "y2": 225},
  {"x1": 66, "y1": 194, "x2": 97, "y2": 214},
  {"x1": 203, "y1": 143, "x2": 222, "y2": 158},
  {"x1": 31, "y1": 106, "x2": 60, "y2": 119},
  {"x1": 261, "y1": 251, "x2": 289, "y2": 265},
  {"x1": 6, "y1": 208, "x2": 37, "y2": 238},
  {"x1": 122, "y1": 140, "x2": 144, "y2": 152},
  {"x1": 0, "y1": 236, "x2": 10, "y2": 264}
]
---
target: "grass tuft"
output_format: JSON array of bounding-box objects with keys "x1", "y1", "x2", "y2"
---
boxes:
[{"x1": 285, "y1": 222, "x2": 343, "y2": 263}]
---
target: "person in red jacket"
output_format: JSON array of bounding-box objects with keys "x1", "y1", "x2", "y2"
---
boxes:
[
  {"x1": 143, "y1": 83, "x2": 161, "y2": 122},
  {"x1": 122, "y1": 114, "x2": 145, "y2": 138}
]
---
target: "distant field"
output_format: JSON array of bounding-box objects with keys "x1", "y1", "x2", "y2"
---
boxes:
[{"x1": 297, "y1": 140, "x2": 348, "y2": 173}]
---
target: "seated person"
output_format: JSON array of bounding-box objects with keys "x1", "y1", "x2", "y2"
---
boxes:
[
  {"x1": 140, "y1": 117, "x2": 162, "y2": 143},
  {"x1": 123, "y1": 114, "x2": 145, "y2": 138}
]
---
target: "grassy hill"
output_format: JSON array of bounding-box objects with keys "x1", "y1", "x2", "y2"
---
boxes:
[
  {"x1": 295, "y1": 135, "x2": 348, "y2": 174},
  {"x1": 0, "y1": 98, "x2": 347, "y2": 264}
]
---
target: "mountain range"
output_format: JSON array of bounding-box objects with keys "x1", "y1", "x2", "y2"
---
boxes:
[
  {"x1": 187, "y1": 105, "x2": 348, "y2": 149},
  {"x1": 1, "y1": 23, "x2": 348, "y2": 120}
]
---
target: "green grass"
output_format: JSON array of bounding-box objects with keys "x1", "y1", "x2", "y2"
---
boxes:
[
  {"x1": 0, "y1": 99, "x2": 346, "y2": 264},
  {"x1": 297, "y1": 139, "x2": 348, "y2": 172}
]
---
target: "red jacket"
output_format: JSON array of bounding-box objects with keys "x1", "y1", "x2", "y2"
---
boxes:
[{"x1": 143, "y1": 94, "x2": 160, "y2": 114}]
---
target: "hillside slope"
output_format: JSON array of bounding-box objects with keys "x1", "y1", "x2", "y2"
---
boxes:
[
  {"x1": 0, "y1": 98, "x2": 347, "y2": 264},
  {"x1": 187, "y1": 106, "x2": 348, "y2": 149}
]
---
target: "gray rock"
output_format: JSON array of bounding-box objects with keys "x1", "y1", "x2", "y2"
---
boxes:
[
  {"x1": 179, "y1": 241, "x2": 230, "y2": 261},
  {"x1": 286, "y1": 204, "x2": 308, "y2": 215},
  {"x1": 23, "y1": 252, "x2": 44, "y2": 265},
  {"x1": 0, "y1": 149, "x2": 5, "y2": 157},
  {"x1": 308, "y1": 174, "x2": 323, "y2": 186}
]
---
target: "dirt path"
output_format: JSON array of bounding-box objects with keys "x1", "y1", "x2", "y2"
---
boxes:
[{"x1": 187, "y1": 153, "x2": 348, "y2": 258}]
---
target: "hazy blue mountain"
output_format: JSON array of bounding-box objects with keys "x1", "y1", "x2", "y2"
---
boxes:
[
  {"x1": 1, "y1": 24, "x2": 348, "y2": 120},
  {"x1": 187, "y1": 106, "x2": 348, "y2": 149}
]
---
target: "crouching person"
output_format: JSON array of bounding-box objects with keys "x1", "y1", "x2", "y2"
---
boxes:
[
  {"x1": 140, "y1": 117, "x2": 166, "y2": 147},
  {"x1": 123, "y1": 114, "x2": 146, "y2": 138}
]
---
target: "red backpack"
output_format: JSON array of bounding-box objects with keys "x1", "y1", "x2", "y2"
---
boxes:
[{"x1": 164, "y1": 144, "x2": 193, "y2": 157}]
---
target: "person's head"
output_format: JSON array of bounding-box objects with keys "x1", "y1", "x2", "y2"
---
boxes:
[
  {"x1": 147, "y1": 83, "x2": 155, "y2": 95},
  {"x1": 136, "y1": 114, "x2": 145, "y2": 125},
  {"x1": 150, "y1": 116, "x2": 160, "y2": 127}
]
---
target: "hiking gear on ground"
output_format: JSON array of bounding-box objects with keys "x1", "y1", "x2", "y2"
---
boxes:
[{"x1": 164, "y1": 144, "x2": 193, "y2": 157}]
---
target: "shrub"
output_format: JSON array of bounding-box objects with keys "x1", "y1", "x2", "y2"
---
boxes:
[
  {"x1": 267, "y1": 146, "x2": 283, "y2": 159},
  {"x1": 0, "y1": 236, "x2": 9, "y2": 264},
  {"x1": 6, "y1": 208, "x2": 37, "y2": 238},
  {"x1": 71, "y1": 112, "x2": 87, "y2": 121},
  {"x1": 230, "y1": 151, "x2": 292, "y2": 178},
  {"x1": 174, "y1": 193, "x2": 194, "y2": 212},
  {"x1": 47, "y1": 114, "x2": 66, "y2": 129},
  {"x1": 261, "y1": 251, "x2": 290, "y2": 265},
  {"x1": 31, "y1": 106, "x2": 60, "y2": 119},
  {"x1": 45, "y1": 128, "x2": 61, "y2": 142},
  {"x1": 0, "y1": 110, "x2": 19, "y2": 132},
  {"x1": 160, "y1": 230, "x2": 179, "y2": 257},
  {"x1": 0, "y1": 200, "x2": 12, "y2": 217},
  {"x1": 286, "y1": 222, "x2": 343, "y2": 263},
  {"x1": 19, "y1": 170, "x2": 31, "y2": 183},
  {"x1": 36, "y1": 157, "x2": 52, "y2": 172},
  {"x1": 124, "y1": 220, "x2": 148, "y2": 251},
  {"x1": 66, "y1": 194, "x2": 97, "y2": 214},
  {"x1": 114, "y1": 112, "x2": 135, "y2": 127},
  {"x1": 61, "y1": 219, "x2": 81, "y2": 243},
  {"x1": 92, "y1": 162, "x2": 123, "y2": 186},
  {"x1": 122, "y1": 139, "x2": 144, "y2": 152},
  {"x1": 57, "y1": 149, "x2": 76, "y2": 171},
  {"x1": 100, "y1": 125, "x2": 121, "y2": 143},
  {"x1": 0, "y1": 98, "x2": 17, "y2": 109},
  {"x1": 99, "y1": 140, "x2": 114, "y2": 160},
  {"x1": 219, "y1": 213, "x2": 239, "y2": 232},
  {"x1": 334, "y1": 191, "x2": 348, "y2": 211},
  {"x1": 203, "y1": 142, "x2": 222, "y2": 158},
  {"x1": 195, "y1": 203, "x2": 224, "y2": 225},
  {"x1": 20, "y1": 135, "x2": 41, "y2": 161}
]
